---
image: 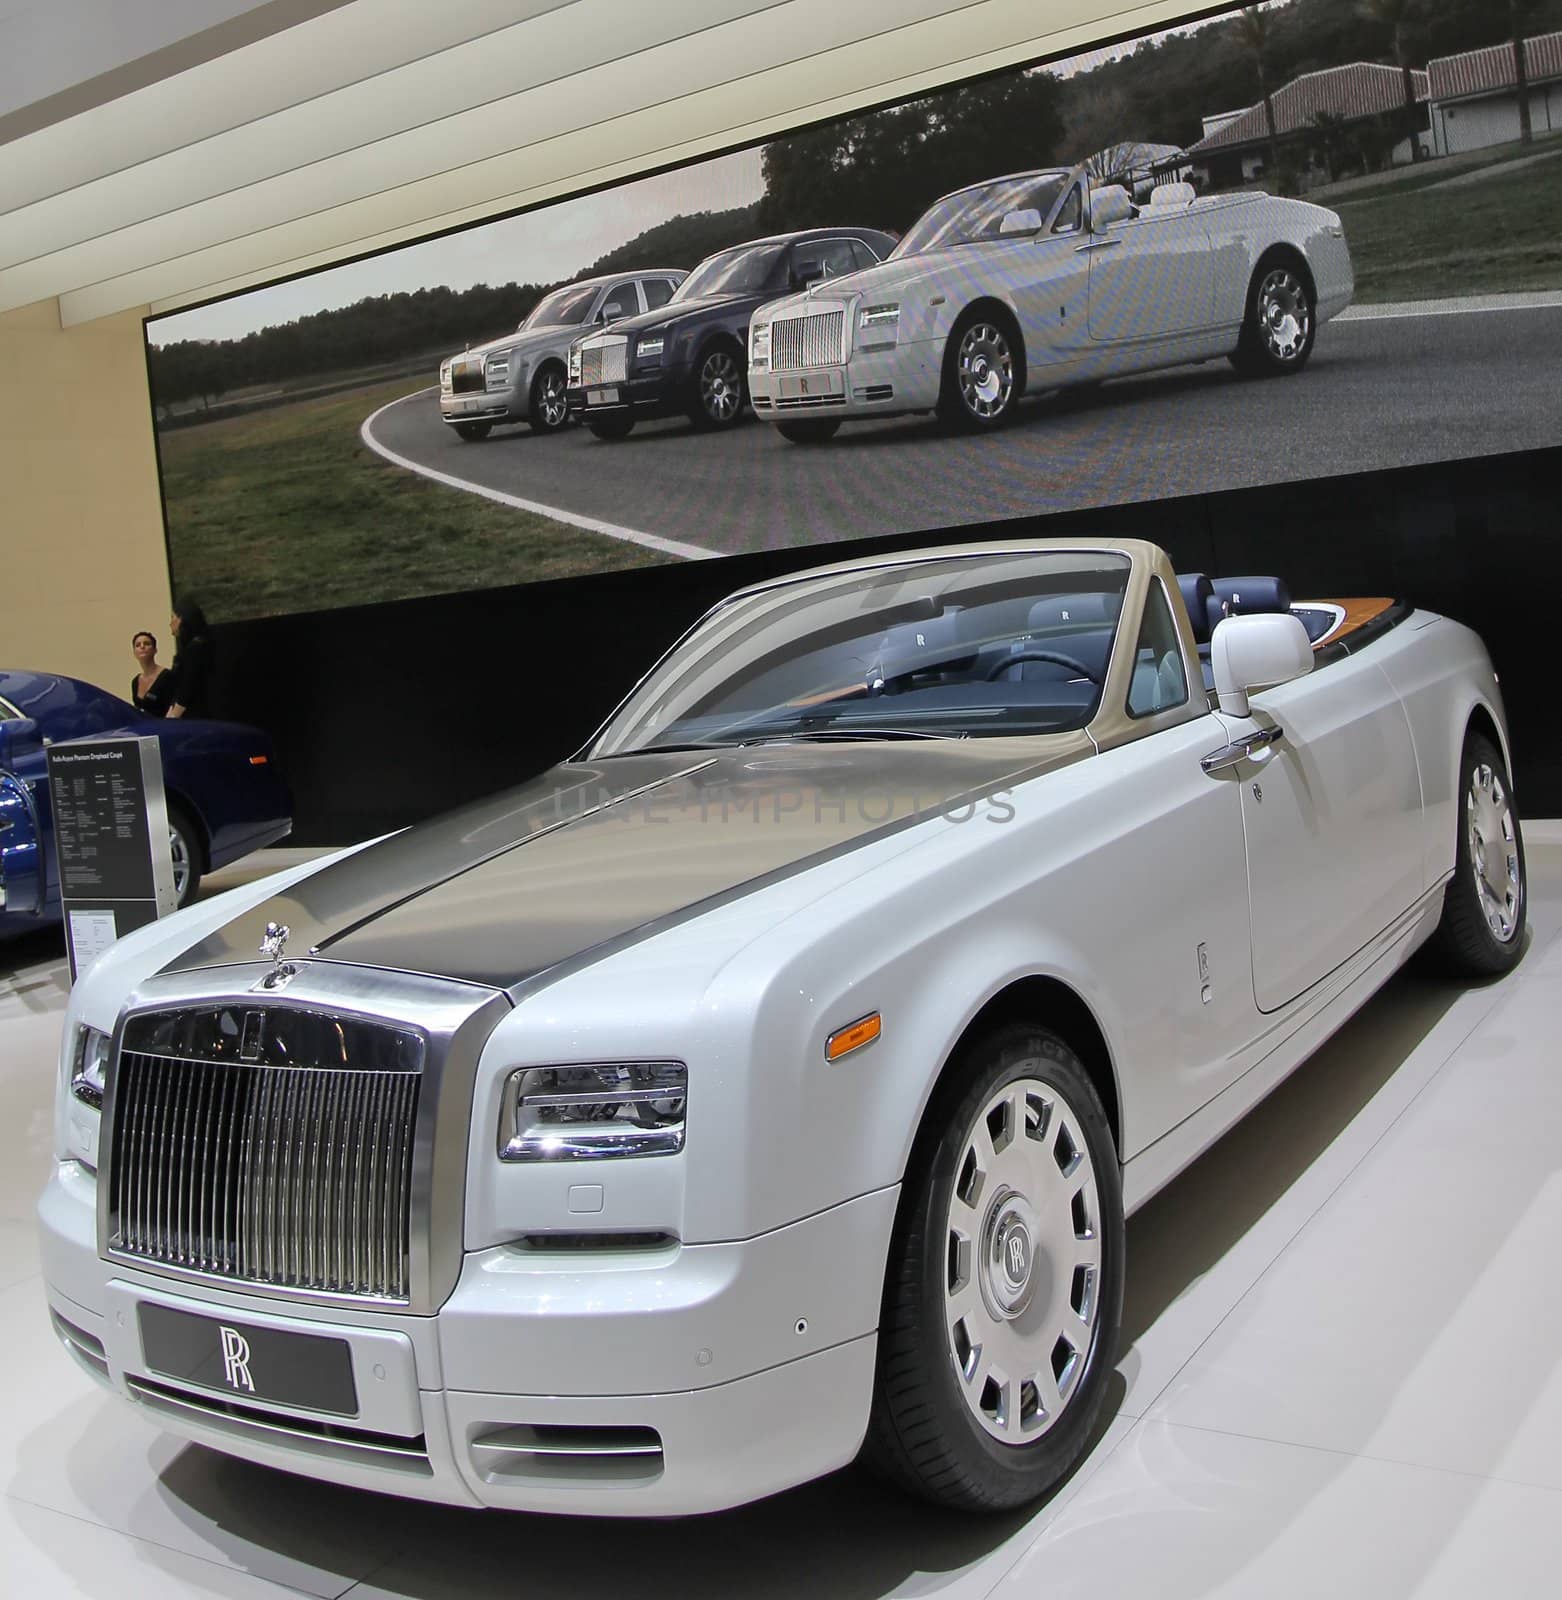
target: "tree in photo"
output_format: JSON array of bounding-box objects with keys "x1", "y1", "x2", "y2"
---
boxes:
[
  {"x1": 1359, "y1": 0, "x2": 1425, "y2": 160},
  {"x1": 1509, "y1": 0, "x2": 1536, "y2": 144},
  {"x1": 1236, "y1": 5, "x2": 1284, "y2": 186}
]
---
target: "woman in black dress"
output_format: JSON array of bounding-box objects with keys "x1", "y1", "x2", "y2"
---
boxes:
[
  {"x1": 167, "y1": 599, "x2": 215, "y2": 719},
  {"x1": 130, "y1": 630, "x2": 175, "y2": 716}
]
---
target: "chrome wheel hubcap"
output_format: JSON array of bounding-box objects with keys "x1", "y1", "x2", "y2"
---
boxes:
[
  {"x1": 957, "y1": 324, "x2": 1014, "y2": 420},
  {"x1": 169, "y1": 825, "x2": 189, "y2": 903},
  {"x1": 1259, "y1": 269, "x2": 1310, "y2": 362},
  {"x1": 701, "y1": 353, "x2": 741, "y2": 421},
  {"x1": 945, "y1": 1077, "x2": 1102, "y2": 1443},
  {"x1": 539, "y1": 372, "x2": 567, "y2": 427},
  {"x1": 1467, "y1": 762, "x2": 1521, "y2": 942}
]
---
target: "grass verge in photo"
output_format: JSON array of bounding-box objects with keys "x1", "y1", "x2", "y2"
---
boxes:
[{"x1": 159, "y1": 376, "x2": 669, "y2": 622}]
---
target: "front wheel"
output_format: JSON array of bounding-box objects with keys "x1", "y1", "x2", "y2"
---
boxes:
[
  {"x1": 865, "y1": 1023, "x2": 1124, "y2": 1511},
  {"x1": 587, "y1": 414, "x2": 635, "y2": 441},
  {"x1": 1230, "y1": 261, "x2": 1316, "y2": 377},
  {"x1": 168, "y1": 807, "x2": 202, "y2": 909},
  {"x1": 776, "y1": 418, "x2": 841, "y2": 445},
  {"x1": 1425, "y1": 732, "x2": 1526, "y2": 977},
  {"x1": 527, "y1": 364, "x2": 570, "y2": 433},
  {"x1": 688, "y1": 344, "x2": 746, "y2": 429},
  {"x1": 936, "y1": 314, "x2": 1023, "y2": 431},
  {"x1": 452, "y1": 420, "x2": 492, "y2": 442}
]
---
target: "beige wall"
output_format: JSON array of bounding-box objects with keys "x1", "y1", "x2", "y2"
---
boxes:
[{"x1": 1, "y1": 297, "x2": 171, "y2": 698}]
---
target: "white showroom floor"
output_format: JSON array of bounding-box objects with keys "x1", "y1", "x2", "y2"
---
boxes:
[{"x1": 4, "y1": 835, "x2": 1562, "y2": 1598}]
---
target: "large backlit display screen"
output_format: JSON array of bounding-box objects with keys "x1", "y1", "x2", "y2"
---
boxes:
[{"x1": 147, "y1": 0, "x2": 1562, "y2": 622}]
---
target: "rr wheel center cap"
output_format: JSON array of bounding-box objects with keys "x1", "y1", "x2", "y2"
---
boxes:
[{"x1": 984, "y1": 1194, "x2": 1043, "y2": 1320}]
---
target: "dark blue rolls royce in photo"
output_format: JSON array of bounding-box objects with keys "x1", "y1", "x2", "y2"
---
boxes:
[
  {"x1": 0, "y1": 669, "x2": 293, "y2": 942},
  {"x1": 565, "y1": 226, "x2": 898, "y2": 439}
]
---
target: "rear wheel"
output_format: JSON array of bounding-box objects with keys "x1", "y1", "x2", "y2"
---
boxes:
[
  {"x1": 527, "y1": 363, "x2": 570, "y2": 433},
  {"x1": 936, "y1": 312, "x2": 1023, "y2": 431},
  {"x1": 1230, "y1": 260, "x2": 1315, "y2": 377},
  {"x1": 1425, "y1": 732, "x2": 1526, "y2": 977},
  {"x1": 587, "y1": 414, "x2": 635, "y2": 441},
  {"x1": 777, "y1": 418, "x2": 842, "y2": 445},
  {"x1": 688, "y1": 342, "x2": 747, "y2": 429},
  {"x1": 865, "y1": 1023, "x2": 1124, "y2": 1510},
  {"x1": 453, "y1": 420, "x2": 492, "y2": 442}
]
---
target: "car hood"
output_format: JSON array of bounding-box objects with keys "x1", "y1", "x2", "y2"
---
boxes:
[
  {"x1": 450, "y1": 323, "x2": 577, "y2": 363},
  {"x1": 160, "y1": 738, "x2": 1086, "y2": 993},
  {"x1": 759, "y1": 251, "x2": 1000, "y2": 322}
]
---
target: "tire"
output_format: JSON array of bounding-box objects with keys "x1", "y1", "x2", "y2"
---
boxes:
[
  {"x1": 587, "y1": 414, "x2": 635, "y2": 441},
  {"x1": 776, "y1": 418, "x2": 842, "y2": 445},
  {"x1": 1230, "y1": 257, "x2": 1316, "y2": 377},
  {"x1": 687, "y1": 341, "x2": 747, "y2": 429},
  {"x1": 865, "y1": 1023, "x2": 1124, "y2": 1511},
  {"x1": 167, "y1": 805, "x2": 203, "y2": 909},
  {"x1": 1424, "y1": 731, "x2": 1527, "y2": 978},
  {"x1": 453, "y1": 421, "x2": 492, "y2": 442},
  {"x1": 936, "y1": 310, "x2": 1024, "y2": 432},
  {"x1": 526, "y1": 363, "x2": 570, "y2": 434}
]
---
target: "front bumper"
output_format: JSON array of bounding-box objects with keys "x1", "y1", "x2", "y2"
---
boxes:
[
  {"x1": 439, "y1": 389, "x2": 522, "y2": 427},
  {"x1": 39, "y1": 1160, "x2": 892, "y2": 1516},
  {"x1": 566, "y1": 360, "x2": 692, "y2": 424},
  {"x1": 749, "y1": 339, "x2": 942, "y2": 423}
]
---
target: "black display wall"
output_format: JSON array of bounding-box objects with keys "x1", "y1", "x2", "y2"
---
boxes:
[{"x1": 212, "y1": 444, "x2": 1561, "y2": 846}]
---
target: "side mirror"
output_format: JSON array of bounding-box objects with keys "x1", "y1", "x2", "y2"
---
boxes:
[
  {"x1": 793, "y1": 265, "x2": 826, "y2": 291},
  {"x1": 998, "y1": 208, "x2": 1043, "y2": 236},
  {"x1": 1091, "y1": 186, "x2": 1134, "y2": 229},
  {"x1": 1211, "y1": 613, "x2": 1313, "y2": 718}
]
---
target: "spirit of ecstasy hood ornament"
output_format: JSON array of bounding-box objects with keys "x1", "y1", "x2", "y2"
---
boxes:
[{"x1": 256, "y1": 921, "x2": 298, "y2": 990}]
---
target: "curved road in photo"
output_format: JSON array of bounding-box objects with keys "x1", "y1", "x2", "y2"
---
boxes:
[{"x1": 364, "y1": 299, "x2": 1562, "y2": 559}]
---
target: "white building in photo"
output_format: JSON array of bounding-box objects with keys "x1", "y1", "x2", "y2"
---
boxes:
[{"x1": 1427, "y1": 30, "x2": 1562, "y2": 157}]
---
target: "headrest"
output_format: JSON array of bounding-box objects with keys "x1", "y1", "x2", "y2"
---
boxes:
[
  {"x1": 1149, "y1": 182, "x2": 1196, "y2": 208},
  {"x1": 1176, "y1": 573, "x2": 1215, "y2": 644},
  {"x1": 1027, "y1": 592, "x2": 1120, "y2": 631},
  {"x1": 1212, "y1": 576, "x2": 1292, "y2": 616}
]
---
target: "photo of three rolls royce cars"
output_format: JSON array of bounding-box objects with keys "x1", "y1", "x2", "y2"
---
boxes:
[{"x1": 438, "y1": 163, "x2": 1351, "y2": 447}]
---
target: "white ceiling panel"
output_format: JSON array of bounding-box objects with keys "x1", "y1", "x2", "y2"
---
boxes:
[{"x1": 3, "y1": 0, "x2": 1201, "y2": 329}]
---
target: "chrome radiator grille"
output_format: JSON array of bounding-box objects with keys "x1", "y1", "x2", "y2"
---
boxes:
[
  {"x1": 450, "y1": 359, "x2": 485, "y2": 394},
  {"x1": 107, "y1": 1008, "x2": 423, "y2": 1302},
  {"x1": 580, "y1": 340, "x2": 627, "y2": 385},
  {"x1": 770, "y1": 310, "x2": 844, "y2": 372}
]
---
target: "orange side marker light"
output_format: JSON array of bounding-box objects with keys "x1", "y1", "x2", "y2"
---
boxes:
[{"x1": 826, "y1": 1012, "x2": 882, "y2": 1062}]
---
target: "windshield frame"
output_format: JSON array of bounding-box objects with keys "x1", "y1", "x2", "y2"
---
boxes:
[
  {"x1": 522, "y1": 282, "x2": 600, "y2": 329},
  {"x1": 891, "y1": 170, "x2": 1074, "y2": 259},
  {"x1": 672, "y1": 242, "x2": 786, "y2": 302},
  {"x1": 585, "y1": 548, "x2": 1142, "y2": 758}
]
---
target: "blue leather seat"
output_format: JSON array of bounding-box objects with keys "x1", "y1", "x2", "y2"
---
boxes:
[{"x1": 1211, "y1": 576, "x2": 1292, "y2": 616}]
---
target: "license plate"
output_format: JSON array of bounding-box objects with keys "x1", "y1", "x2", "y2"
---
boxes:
[
  {"x1": 779, "y1": 370, "x2": 844, "y2": 399},
  {"x1": 138, "y1": 1303, "x2": 358, "y2": 1416},
  {"x1": 587, "y1": 387, "x2": 620, "y2": 405}
]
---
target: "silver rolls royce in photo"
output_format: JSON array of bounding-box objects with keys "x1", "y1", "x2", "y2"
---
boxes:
[
  {"x1": 40, "y1": 539, "x2": 1522, "y2": 1518},
  {"x1": 438, "y1": 269, "x2": 684, "y2": 440},
  {"x1": 748, "y1": 166, "x2": 1354, "y2": 442}
]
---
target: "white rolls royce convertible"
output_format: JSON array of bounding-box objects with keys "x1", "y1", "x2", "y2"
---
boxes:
[
  {"x1": 39, "y1": 539, "x2": 1523, "y2": 1517},
  {"x1": 748, "y1": 165, "x2": 1353, "y2": 441}
]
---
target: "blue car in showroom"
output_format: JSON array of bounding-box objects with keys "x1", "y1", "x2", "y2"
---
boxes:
[{"x1": 0, "y1": 669, "x2": 292, "y2": 941}]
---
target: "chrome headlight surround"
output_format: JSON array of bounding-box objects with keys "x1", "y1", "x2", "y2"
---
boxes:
[
  {"x1": 749, "y1": 321, "x2": 770, "y2": 370},
  {"x1": 499, "y1": 1061, "x2": 687, "y2": 1161},
  {"x1": 483, "y1": 350, "x2": 512, "y2": 390},
  {"x1": 70, "y1": 1024, "x2": 110, "y2": 1111},
  {"x1": 438, "y1": 358, "x2": 453, "y2": 391},
  {"x1": 568, "y1": 344, "x2": 582, "y2": 385},
  {"x1": 636, "y1": 333, "x2": 665, "y2": 362}
]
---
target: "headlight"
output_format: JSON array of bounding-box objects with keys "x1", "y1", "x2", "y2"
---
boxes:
[
  {"x1": 499, "y1": 1061, "x2": 686, "y2": 1161},
  {"x1": 568, "y1": 346, "x2": 581, "y2": 384},
  {"x1": 484, "y1": 351, "x2": 511, "y2": 388},
  {"x1": 439, "y1": 359, "x2": 452, "y2": 389},
  {"x1": 858, "y1": 303, "x2": 900, "y2": 346},
  {"x1": 71, "y1": 1025, "x2": 110, "y2": 1110},
  {"x1": 750, "y1": 323, "x2": 770, "y2": 366},
  {"x1": 636, "y1": 334, "x2": 665, "y2": 360}
]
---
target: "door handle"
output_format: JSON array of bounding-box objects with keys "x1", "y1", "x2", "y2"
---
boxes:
[
  {"x1": 1201, "y1": 725, "x2": 1284, "y2": 775},
  {"x1": 1074, "y1": 238, "x2": 1123, "y2": 253}
]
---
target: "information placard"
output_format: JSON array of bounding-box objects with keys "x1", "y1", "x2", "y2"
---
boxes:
[{"x1": 46, "y1": 737, "x2": 178, "y2": 981}]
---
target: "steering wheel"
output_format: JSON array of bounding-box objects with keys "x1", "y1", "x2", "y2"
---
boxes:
[{"x1": 985, "y1": 649, "x2": 1099, "y2": 683}]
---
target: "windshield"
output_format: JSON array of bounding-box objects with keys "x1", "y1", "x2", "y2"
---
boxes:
[
  {"x1": 673, "y1": 243, "x2": 785, "y2": 301},
  {"x1": 893, "y1": 173, "x2": 1070, "y2": 258},
  {"x1": 522, "y1": 283, "x2": 599, "y2": 329},
  {"x1": 589, "y1": 551, "x2": 1132, "y2": 756}
]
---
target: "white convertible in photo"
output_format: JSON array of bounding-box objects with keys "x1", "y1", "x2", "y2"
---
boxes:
[
  {"x1": 39, "y1": 538, "x2": 1523, "y2": 1517},
  {"x1": 748, "y1": 165, "x2": 1353, "y2": 441}
]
